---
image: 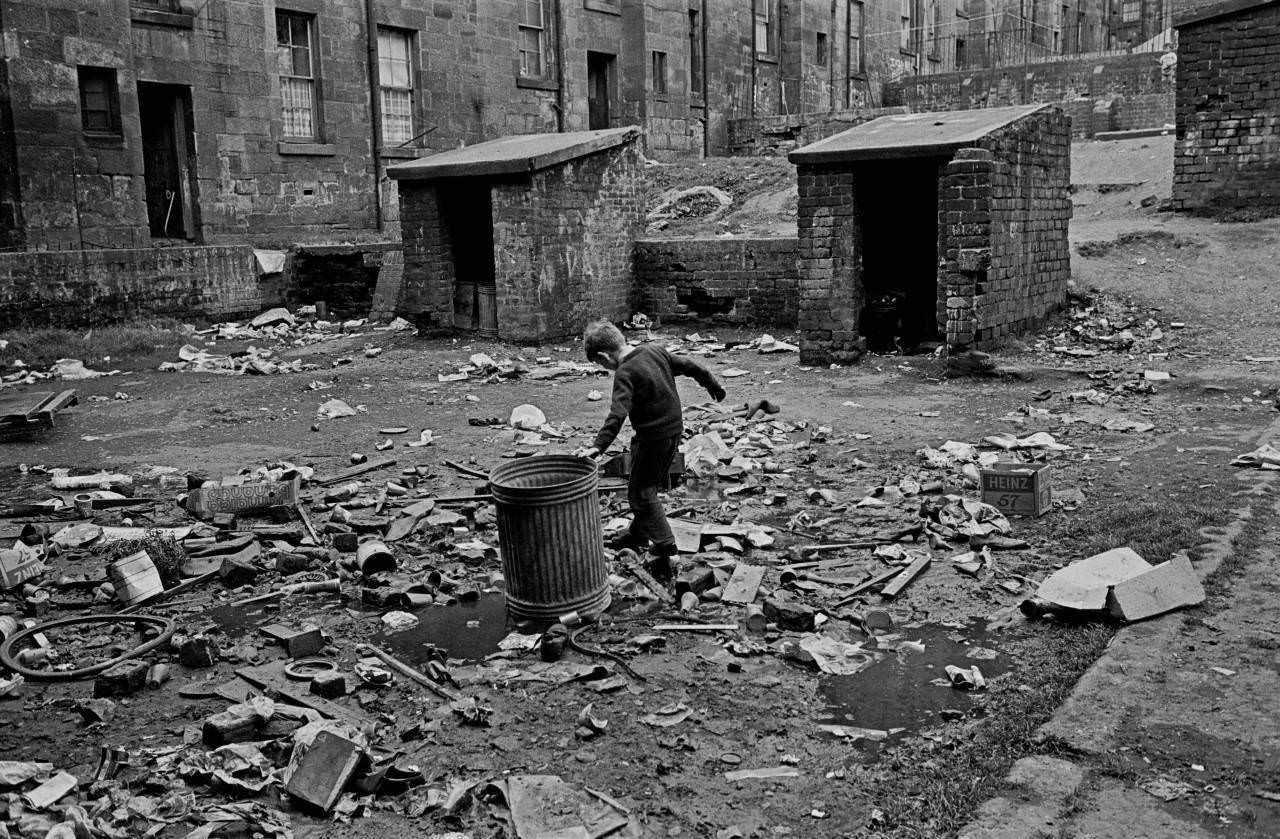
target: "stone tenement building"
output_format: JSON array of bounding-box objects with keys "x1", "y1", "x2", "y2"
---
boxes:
[
  {"x1": 0, "y1": 0, "x2": 1176, "y2": 255},
  {"x1": 1171, "y1": 0, "x2": 1280, "y2": 216}
]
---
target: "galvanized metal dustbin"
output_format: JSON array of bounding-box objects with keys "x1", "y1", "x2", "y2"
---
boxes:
[{"x1": 489, "y1": 455, "x2": 610, "y2": 622}]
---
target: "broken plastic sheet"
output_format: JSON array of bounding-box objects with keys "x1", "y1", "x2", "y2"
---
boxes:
[
  {"x1": 482, "y1": 774, "x2": 638, "y2": 839},
  {"x1": 52, "y1": 358, "x2": 120, "y2": 381},
  {"x1": 682, "y1": 430, "x2": 732, "y2": 477},
  {"x1": 1232, "y1": 442, "x2": 1280, "y2": 469},
  {"x1": 981, "y1": 431, "x2": 1071, "y2": 452},
  {"x1": 791, "y1": 635, "x2": 878, "y2": 676}
]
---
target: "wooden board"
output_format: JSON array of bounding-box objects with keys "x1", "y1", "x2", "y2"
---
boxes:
[
  {"x1": 234, "y1": 662, "x2": 364, "y2": 726},
  {"x1": 0, "y1": 390, "x2": 78, "y2": 436},
  {"x1": 879, "y1": 556, "x2": 931, "y2": 599},
  {"x1": 720, "y1": 564, "x2": 766, "y2": 605}
]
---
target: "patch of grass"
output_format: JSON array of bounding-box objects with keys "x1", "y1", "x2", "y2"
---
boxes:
[
  {"x1": 860, "y1": 622, "x2": 1114, "y2": 838},
  {"x1": 1043, "y1": 496, "x2": 1228, "y2": 565},
  {"x1": 0, "y1": 318, "x2": 193, "y2": 369}
]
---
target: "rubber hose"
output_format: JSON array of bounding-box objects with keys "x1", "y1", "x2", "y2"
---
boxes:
[{"x1": 0, "y1": 614, "x2": 177, "y2": 681}]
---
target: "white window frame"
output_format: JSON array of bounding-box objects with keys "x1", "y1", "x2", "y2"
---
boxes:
[
  {"x1": 277, "y1": 11, "x2": 318, "y2": 141},
  {"x1": 754, "y1": 0, "x2": 776, "y2": 58},
  {"x1": 378, "y1": 27, "x2": 414, "y2": 146},
  {"x1": 519, "y1": 0, "x2": 548, "y2": 78},
  {"x1": 848, "y1": 0, "x2": 864, "y2": 77}
]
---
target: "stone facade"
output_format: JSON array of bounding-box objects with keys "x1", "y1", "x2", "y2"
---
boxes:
[
  {"x1": 1171, "y1": 0, "x2": 1280, "y2": 215},
  {"x1": 395, "y1": 132, "x2": 643, "y2": 343},
  {"x1": 792, "y1": 105, "x2": 1070, "y2": 364},
  {"x1": 0, "y1": 245, "x2": 260, "y2": 327},
  {"x1": 633, "y1": 237, "x2": 799, "y2": 325}
]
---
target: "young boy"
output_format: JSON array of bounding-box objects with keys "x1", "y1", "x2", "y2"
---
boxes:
[{"x1": 575, "y1": 319, "x2": 725, "y2": 556}]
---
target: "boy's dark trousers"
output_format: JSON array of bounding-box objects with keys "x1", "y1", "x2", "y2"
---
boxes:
[{"x1": 625, "y1": 433, "x2": 680, "y2": 548}]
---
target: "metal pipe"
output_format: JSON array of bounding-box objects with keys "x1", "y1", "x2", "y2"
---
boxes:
[
  {"x1": 363, "y1": 0, "x2": 384, "y2": 231},
  {"x1": 554, "y1": 0, "x2": 567, "y2": 131}
]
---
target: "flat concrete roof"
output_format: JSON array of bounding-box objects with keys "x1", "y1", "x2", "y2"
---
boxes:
[
  {"x1": 788, "y1": 104, "x2": 1052, "y2": 164},
  {"x1": 1176, "y1": 0, "x2": 1275, "y2": 28},
  {"x1": 387, "y1": 126, "x2": 640, "y2": 181}
]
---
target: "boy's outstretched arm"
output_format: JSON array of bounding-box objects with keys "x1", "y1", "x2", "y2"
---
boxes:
[
  {"x1": 669, "y1": 354, "x2": 726, "y2": 402},
  {"x1": 591, "y1": 371, "x2": 635, "y2": 453}
]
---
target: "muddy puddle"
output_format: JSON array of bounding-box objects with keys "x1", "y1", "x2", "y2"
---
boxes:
[
  {"x1": 373, "y1": 593, "x2": 511, "y2": 665},
  {"x1": 818, "y1": 620, "x2": 1007, "y2": 747},
  {"x1": 206, "y1": 600, "x2": 281, "y2": 638}
]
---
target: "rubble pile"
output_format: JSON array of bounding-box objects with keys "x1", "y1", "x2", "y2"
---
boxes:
[{"x1": 0, "y1": 324, "x2": 1213, "y2": 836}]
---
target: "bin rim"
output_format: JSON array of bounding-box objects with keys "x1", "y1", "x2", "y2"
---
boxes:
[{"x1": 488, "y1": 453, "x2": 599, "y2": 493}]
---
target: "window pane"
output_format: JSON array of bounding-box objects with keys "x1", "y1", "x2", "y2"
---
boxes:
[
  {"x1": 519, "y1": 28, "x2": 543, "y2": 76},
  {"x1": 521, "y1": 0, "x2": 543, "y2": 27},
  {"x1": 381, "y1": 88, "x2": 413, "y2": 143},
  {"x1": 281, "y1": 77, "x2": 315, "y2": 138}
]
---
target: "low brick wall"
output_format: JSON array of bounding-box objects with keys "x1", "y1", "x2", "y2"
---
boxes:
[
  {"x1": 633, "y1": 237, "x2": 799, "y2": 326},
  {"x1": 883, "y1": 52, "x2": 1175, "y2": 139},
  {"x1": 0, "y1": 245, "x2": 262, "y2": 328}
]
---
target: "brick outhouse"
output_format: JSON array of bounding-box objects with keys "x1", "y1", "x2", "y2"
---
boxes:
[
  {"x1": 1172, "y1": 0, "x2": 1280, "y2": 216},
  {"x1": 389, "y1": 127, "x2": 643, "y2": 343},
  {"x1": 787, "y1": 104, "x2": 1072, "y2": 364}
]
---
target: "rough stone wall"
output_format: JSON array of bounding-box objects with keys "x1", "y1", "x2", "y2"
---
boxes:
[
  {"x1": 727, "y1": 106, "x2": 906, "y2": 154},
  {"x1": 795, "y1": 166, "x2": 863, "y2": 365},
  {"x1": 0, "y1": 245, "x2": 260, "y2": 328},
  {"x1": 883, "y1": 51, "x2": 1175, "y2": 137},
  {"x1": 633, "y1": 237, "x2": 799, "y2": 325},
  {"x1": 953, "y1": 107, "x2": 1071, "y2": 347},
  {"x1": 490, "y1": 142, "x2": 642, "y2": 341},
  {"x1": 1172, "y1": 4, "x2": 1280, "y2": 213}
]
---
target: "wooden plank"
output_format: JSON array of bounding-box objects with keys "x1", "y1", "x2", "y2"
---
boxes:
[
  {"x1": 0, "y1": 391, "x2": 53, "y2": 419},
  {"x1": 720, "y1": 564, "x2": 766, "y2": 605},
  {"x1": 832, "y1": 567, "x2": 905, "y2": 608},
  {"x1": 235, "y1": 662, "x2": 365, "y2": 725},
  {"x1": 314, "y1": 456, "x2": 397, "y2": 486},
  {"x1": 879, "y1": 556, "x2": 931, "y2": 599}
]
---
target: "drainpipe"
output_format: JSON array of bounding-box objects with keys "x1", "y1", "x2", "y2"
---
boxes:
[
  {"x1": 554, "y1": 0, "x2": 567, "y2": 131},
  {"x1": 364, "y1": 0, "x2": 384, "y2": 231}
]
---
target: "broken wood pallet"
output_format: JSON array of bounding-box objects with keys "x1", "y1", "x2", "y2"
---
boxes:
[{"x1": 0, "y1": 390, "x2": 78, "y2": 438}]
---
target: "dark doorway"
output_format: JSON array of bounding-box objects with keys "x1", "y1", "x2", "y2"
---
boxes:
[
  {"x1": 138, "y1": 83, "x2": 197, "y2": 240},
  {"x1": 439, "y1": 182, "x2": 496, "y2": 335},
  {"x1": 587, "y1": 52, "x2": 614, "y2": 131},
  {"x1": 854, "y1": 157, "x2": 944, "y2": 351}
]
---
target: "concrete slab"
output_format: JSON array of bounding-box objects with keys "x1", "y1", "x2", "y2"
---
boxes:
[
  {"x1": 387, "y1": 127, "x2": 639, "y2": 181},
  {"x1": 788, "y1": 104, "x2": 1050, "y2": 164}
]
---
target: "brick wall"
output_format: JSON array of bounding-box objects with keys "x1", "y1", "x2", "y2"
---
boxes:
[
  {"x1": 491, "y1": 141, "x2": 643, "y2": 341},
  {"x1": 633, "y1": 237, "x2": 799, "y2": 324},
  {"x1": 961, "y1": 108, "x2": 1072, "y2": 346},
  {"x1": 0, "y1": 245, "x2": 261, "y2": 328},
  {"x1": 883, "y1": 51, "x2": 1176, "y2": 137},
  {"x1": 1172, "y1": 4, "x2": 1280, "y2": 214},
  {"x1": 396, "y1": 137, "x2": 643, "y2": 342},
  {"x1": 795, "y1": 167, "x2": 863, "y2": 365},
  {"x1": 795, "y1": 106, "x2": 1070, "y2": 362}
]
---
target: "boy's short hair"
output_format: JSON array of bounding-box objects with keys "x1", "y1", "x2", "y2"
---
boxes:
[{"x1": 584, "y1": 319, "x2": 625, "y2": 360}]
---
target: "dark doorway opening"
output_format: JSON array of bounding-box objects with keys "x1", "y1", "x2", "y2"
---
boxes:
[
  {"x1": 292, "y1": 248, "x2": 383, "y2": 320},
  {"x1": 854, "y1": 157, "x2": 944, "y2": 352},
  {"x1": 587, "y1": 52, "x2": 614, "y2": 131},
  {"x1": 138, "y1": 83, "x2": 198, "y2": 240},
  {"x1": 439, "y1": 182, "x2": 497, "y2": 336}
]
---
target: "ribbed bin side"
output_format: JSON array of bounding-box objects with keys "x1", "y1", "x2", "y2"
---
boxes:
[{"x1": 490, "y1": 456, "x2": 609, "y2": 622}]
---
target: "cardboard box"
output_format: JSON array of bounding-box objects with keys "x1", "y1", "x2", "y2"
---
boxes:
[
  {"x1": 980, "y1": 462, "x2": 1051, "y2": 517},
  {"x1": 0, "y1": 547, "x2": 45, "y2": 590}
]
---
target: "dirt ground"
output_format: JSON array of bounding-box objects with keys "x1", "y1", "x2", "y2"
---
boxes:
[{"x1": 2, "y1": 137, "x2": 1279, "y2": 838}]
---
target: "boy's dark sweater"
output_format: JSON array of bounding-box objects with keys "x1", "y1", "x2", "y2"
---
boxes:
[{"x1": 592, "y1": 343, "x2": 719, "y2": 453}]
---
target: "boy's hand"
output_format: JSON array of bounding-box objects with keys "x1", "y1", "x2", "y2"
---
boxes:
[
  {"x1": 574, "y1": 446, "x2": 601, "y2": 460},
  {"x1": 708, "y1": 383, "x2": 726, "y2": 402}
]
